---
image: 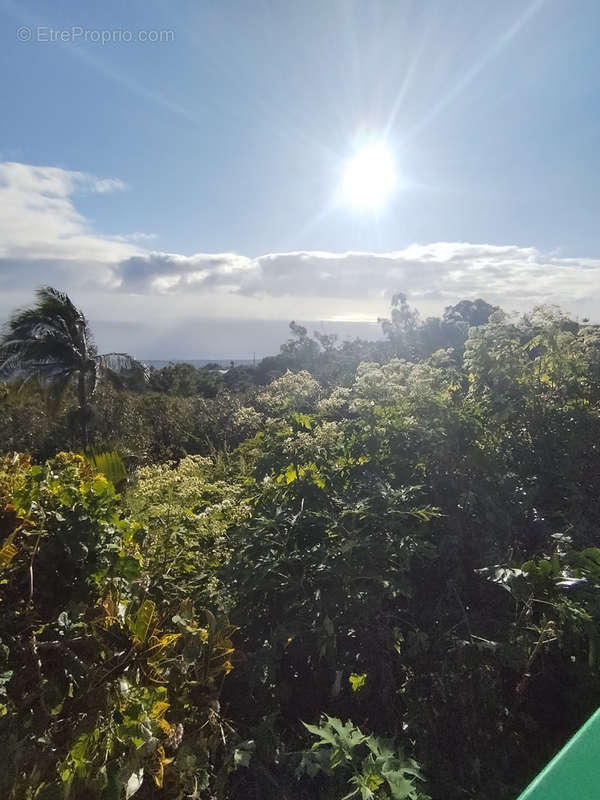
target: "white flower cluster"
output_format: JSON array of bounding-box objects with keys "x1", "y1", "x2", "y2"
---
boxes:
[
  {"x1": 350, "y1": 359, "x2": 411, "y2": 411},
  {"x1": 317, "y1": 387, "x2": 351, "y2": 418},
  {"x1": 129, "y1": 455, "x2": 250, "y2": 540},
  {"x1": 256, "y1": 370, "x2": 321, "y2": 414},
  {"x1": 281, "y1": 420, "x2": 346, "y2": 463},
  {"x1": 232, "y1": 406, "x2": 264, "y2": 433}
]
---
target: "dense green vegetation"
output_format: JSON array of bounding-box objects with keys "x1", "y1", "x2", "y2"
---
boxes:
[{"x1": 2, "y1": 289, "x2": 600, "y2": 798}]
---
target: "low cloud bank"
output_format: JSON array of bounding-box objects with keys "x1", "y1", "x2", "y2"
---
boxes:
[{"x1": 1, "y1": 160, "x2": 599, "y2": 358}]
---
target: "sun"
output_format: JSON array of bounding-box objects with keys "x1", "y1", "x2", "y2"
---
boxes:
[{"x1": 341, "y1": 142, "x2": 397, "y2": 210}]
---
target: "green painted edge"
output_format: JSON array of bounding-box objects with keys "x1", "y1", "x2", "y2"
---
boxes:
[{"x1": 516, "y1": 707, "x2": 600, "y2": 799}]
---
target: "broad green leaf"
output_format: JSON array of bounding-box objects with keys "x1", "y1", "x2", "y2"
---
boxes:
[{"x1": 133, "y1": 600, "x2": 156, "y2": 644}]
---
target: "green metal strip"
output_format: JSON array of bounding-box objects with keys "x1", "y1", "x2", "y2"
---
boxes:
[{"x1": 516, "y1": 708, "x2": 600, "y2": 799}]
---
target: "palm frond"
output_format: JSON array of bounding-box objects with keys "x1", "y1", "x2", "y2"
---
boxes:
[
  {"x1": 96, "y1": 353, "x2": 145, "y2": 373},
  {"x1": 86, "y1": 448, "x2": 128, "y2": 488},
  {"x1": 96, "y1": 353, "x2": 149, "y2": 391},
  {"x1": 0, "y1": 289, "x2": 146, "y2": 450},
  {"x1": 0, "y1": 287, "x2": 93, "y2": 389},
  {"x1": 1, "y1": 337, "x2": 77, "y2": 367},
  {"x1": 0, "y1": 352, "x2": 25, "y2": 378},
  {"x1": 1, "y1": 286, "x2": 96, "y2": 361}
]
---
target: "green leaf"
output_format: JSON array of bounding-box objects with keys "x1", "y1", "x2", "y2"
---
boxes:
[
  {"x1": 383, "y1": 769, "x2": 419, "y2": 799},
  {"x1": 133, "y1": 600, "x2": 156, "y2": 644},
  {"x1": 292, "y1": 412, "x2": 313, "y2": 429},
  {"x1": 284, "y1": 465, "x2": 297, "y2": 484},
  {"x1": 116, "y1": 555, "x2": 142, "y2": 580},
  {"x1": 91, "y1": 476, "x2": 112, "y2": 498},
  {"x1": 349, "y1": 672, "x2": 368, "y2": 692}
]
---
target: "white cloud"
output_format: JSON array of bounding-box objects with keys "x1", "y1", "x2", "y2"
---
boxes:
[
  {"x1": 91, "y1": 177, "x2": 128, "y2": 194},
  {"x1": 0, "y1": 161, "x2": 135, "y2": 268},
  {"x1": 115, "y1": 252, "x2": 255, "y2": 294},
  {"x1": 112, "y1": 243, "x2": 600, "y2": 317},
  {"x1": 2, "y1": 159, "x2": 600, "y2": 345}
]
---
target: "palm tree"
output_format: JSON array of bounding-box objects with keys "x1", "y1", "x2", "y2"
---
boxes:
[{"x1": 0, "y1": 287, "x2": 146, "y2": 446}]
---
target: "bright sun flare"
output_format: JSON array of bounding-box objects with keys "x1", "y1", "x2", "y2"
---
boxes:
[{"x1": 341, "y1": 142, "x2": 397, "y2": 210}]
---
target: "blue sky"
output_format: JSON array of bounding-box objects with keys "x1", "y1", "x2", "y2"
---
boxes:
[{"x1": 1, "y1": 0, "x2": 600, "y2": 357}]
